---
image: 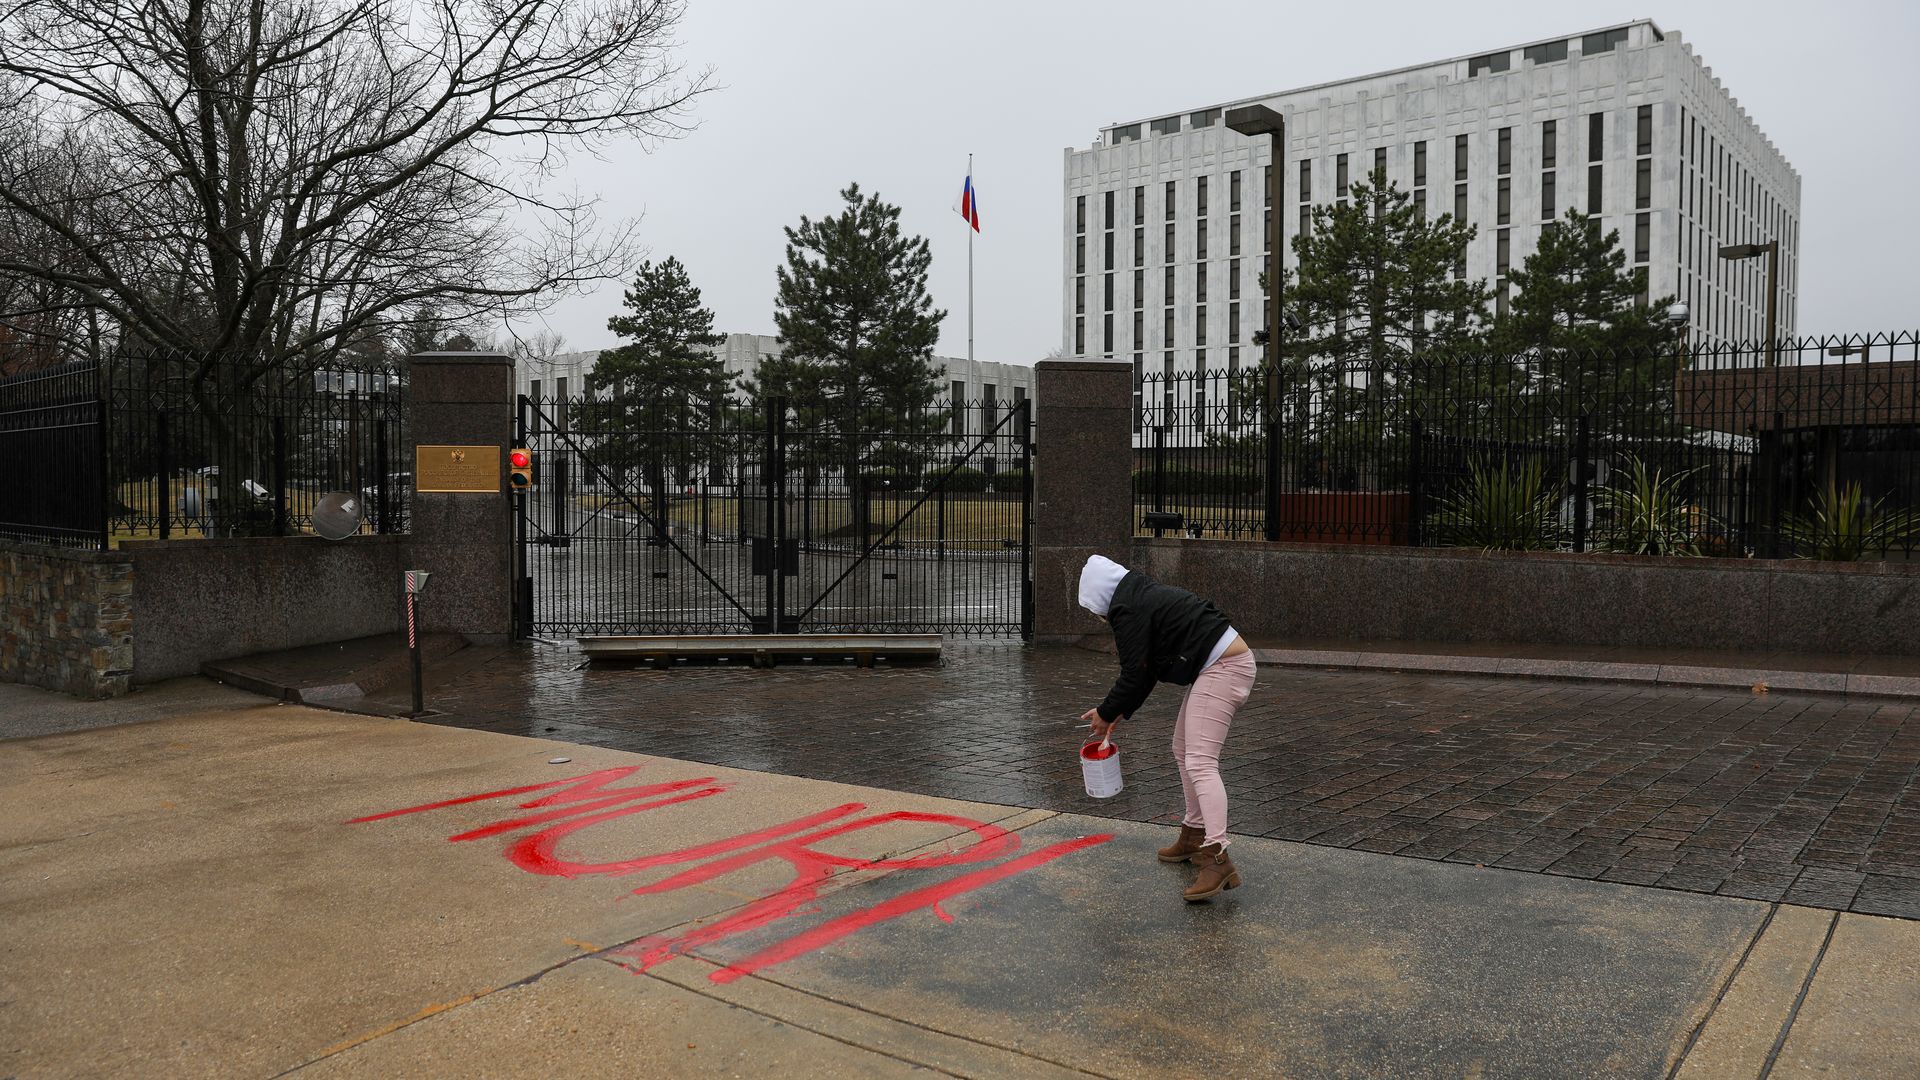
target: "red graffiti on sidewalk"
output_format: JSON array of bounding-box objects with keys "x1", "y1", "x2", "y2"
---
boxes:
[{"x1": 348, "y1": 763, "x2": 1113, "y2": 983}]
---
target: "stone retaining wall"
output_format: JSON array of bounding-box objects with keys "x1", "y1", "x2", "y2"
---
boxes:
[
  {"x1": 0, "y1": 541, "x2": 134, "y2": 698},
  {"x1": 1133, "y1": 538, "x2": 1920, "y2": 656}
]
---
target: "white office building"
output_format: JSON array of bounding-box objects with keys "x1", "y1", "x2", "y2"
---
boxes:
[
  {"x1": 513, "y1": 333, "x2": 1034, "y2": 412},
  {"x1": 1062, "y1": 20, "x2": 1801, "y2": 384}
]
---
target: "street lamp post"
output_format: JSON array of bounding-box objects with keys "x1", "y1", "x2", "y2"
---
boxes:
[
  {"x1": 1718, "y1": 241, "x2": 1779, "y2": 366},
  {"x1": 1225, "y1": 104, "x2": 1286, "y2": 542}
]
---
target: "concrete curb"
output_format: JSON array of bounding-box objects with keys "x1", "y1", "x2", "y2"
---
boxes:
[{"x1": 1253, "y1": 648, "x2": 1920, "y2": 700}]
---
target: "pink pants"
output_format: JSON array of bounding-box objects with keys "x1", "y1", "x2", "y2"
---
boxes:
[{"x1": 1172, "y1": 649, "x2": 1256, "y2": 848}]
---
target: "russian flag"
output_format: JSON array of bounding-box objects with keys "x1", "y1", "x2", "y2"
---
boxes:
[{"x1": 955, "y1": 173, "x2": 981, "y2": 232}]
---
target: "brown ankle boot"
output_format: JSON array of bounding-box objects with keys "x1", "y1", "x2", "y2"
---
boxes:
[
  {"x1": 1183, "y1": 843, "x2": 1241, "y2": 902},
  {"x1": 1157, "y1": 825, "x2": 1206, "y2": 863}
]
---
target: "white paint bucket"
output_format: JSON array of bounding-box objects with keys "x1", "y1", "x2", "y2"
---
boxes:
[{"x1": 1080, "y1": 738, "x2": 1123, "y2": 798}]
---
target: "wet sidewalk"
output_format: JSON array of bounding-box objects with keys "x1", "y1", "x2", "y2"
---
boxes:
[
  {"x1": 4, "y1": 688, "x2": 1917, "y2": 1078},
  {"x1": 392, "y1": 641, "x2": 1920, "y2": 921}
]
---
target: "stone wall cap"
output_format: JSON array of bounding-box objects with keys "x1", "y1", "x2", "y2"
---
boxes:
[
  {"x1": 1035, "y1": 358, "x2": 1131, "y2": 371},
  {"x1": 1132, "y1": 536, "x2": 1920, "y2": 577},
  {"x1": 409, "y1": 351, "x2": 513, "y2": 366},
  {"x1": 119, "y1": 533, "x2": 411, "y2": 552},
  {"x1": 0, "y1": 538, "x2": 131, "y2": 564}
]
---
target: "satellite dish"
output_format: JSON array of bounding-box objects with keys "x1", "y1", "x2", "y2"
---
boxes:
[{"x1": 312, "y1": 491, "x2": 365, "y2": 540}]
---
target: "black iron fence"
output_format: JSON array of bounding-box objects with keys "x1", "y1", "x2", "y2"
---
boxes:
[
  {"x1": 1135, "y1": 333, "x2": 1920, "y2": 560},
  {"x1": 518, "y1": 391, "x2": 1032, "y2": 636},
  {"x1": 0, "y1": 353, "x2": 408, "y2": 549},
  {"x1": 0, "y1": 364, "x2": 105, "y2": 548}
]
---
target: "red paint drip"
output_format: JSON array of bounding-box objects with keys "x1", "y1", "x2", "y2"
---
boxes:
[{"x1": 931, "y1": 902, "x2": 955, "y2": 923}]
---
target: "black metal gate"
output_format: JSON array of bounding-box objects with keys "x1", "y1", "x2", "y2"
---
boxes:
[{"x1": 514, "y1": 391, "x2": 1031, "y2": 638}]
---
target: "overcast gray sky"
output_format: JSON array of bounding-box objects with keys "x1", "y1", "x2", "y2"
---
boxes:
[{"x1": 532, "y1": 0, "x2": 1919, "y2": 363}]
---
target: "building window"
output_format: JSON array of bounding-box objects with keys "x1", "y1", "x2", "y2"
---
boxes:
[
  {"x1": 1454, "y1": 183, "x2": 1467, "y2": 223},
  {"x1": 1075, "y1": 236, "x2": 1085, "y2": 274},
  {"x1": 1230, "y1": 215, "x2": 1242, "y2": 256},
  {"x1": 1075, "y1": 196, "x2": 1085, "y2": 233},
  {"x1": 1133, "y1": 310, "x2": 1143, "y2": 346},
  {"x1": 1150, "y1": 116, "x2": 1181, "y2": 136},
  {"x1": 1164, "y1": 267, "x2": 1175, "y2": 306},
  {"x1": 1298, "y1": 159, "x2": 1311, "y2": 203},
  {"x1": 1230, "y1": 260, "x2": 1241, "y2": 300},
  {"x1": 1336, "y1": 154, "x2": 1349, "y2": 197},
  {"x1": 1197, "y1": 222, "x2": 1209, "y2": 261},
  {"x1": 1196, "y1": 306, "x2": 1207, "y2": 346},
  {"x1": 1104, "y1": 272, "x2": 1114, "y2": 311},
  {"x1": 1496, "y1": 280, "x2": 1509, "y2": 317},
  {"x1": 1103, "y1": 231, "x2": 1114, "y2": 270},
  {"x1": 1134, "y1": 269, "x2": 1144, "y2": 308},
  {"x1": 1373, "y1": 147, "x2": 1386, "y2": 177},
  {"x1": 1413, "y1": 188, "x2": 1426, "y2": 218},
  {"x1": 1164, "y1": 222, "x2": 1175, "y2": 262},
  {"x1": 1636, "y1": 159, "x2": 1651, "y2": 209},
  {"x1": 1134, "y1": 226, "x2": 1144, "y2": 267},
  {"x1": 1189, "y1": 108, "x2": 1221, "y2": 128},
  {"x1": 1113, "y1": 124, "x2": 1141, "y2": 143},
  {"x1": 1299, "y1": 204, "x2": 1310, "y2": 238},
  {"x1": 1165, "y1": 181, "x2": 1176, "y2": 220},
  {"x1": 1264, "y1": 165, "x2": 1272, "y2": 207},
  {"x1": 1102, "y1": 314, "x2": 1112, "y2": 354},
  {"x1": 1230, "y1": 171, "x2": 1242, "y2": 213},
  {"x1": 1414, "y1": 141, "x2": 1427, "y2": 187},
  {"x1": 1075, "y1": 276, "x2": 1085, "y2": 314},
  {"x1": 1164, "y1": 310, "x2": 1174, "y2": 345},
  {"x1": 1197, "y1": 175, "x2": 1209, "y2": 218},
  {"x1": 1497, "y1": 127, "x2": 1512, "y2": 174},
  {"x1": 1588, "y1": 163, "x2": 1602, "y2": 214},
  {"x1": 951, "y1": 381, "x2": 966, "y2": 432},
  {"x1": 1582, "y1": 28, "x2": 1628, "y2": 56},
  {"x1": 1523, "y1": 39, "x2": 1568, "y2": 64},
  {"x1": 1542, "y1": 171, "x2": 1556, "y2": 219},
  {"x1": 1229, "y1": 304, "x2": 1240, "y2": 343},
  {"x1": 1497, "y1": 177, "x2": 1511, "y2": 225},
  {"x1": 1196, "y1": 264, "x2": 1208, "y2": 303},
  {"x1": 1542, "y1": 120, "x2": 1557, "y2": 169},
  {"x1": 1134, "y1": 185, "x2": 1145, "y2": 224},
  {"x1": 1635, "y1": 212, "x2": 1650, "y2": 262},
  {"x1": 1075, "y1": 318, "x2": 1084, "y2": 354},
  {"x1": 1468, "y1": 51, "x2": 1511, "y2": 76},
  {"x1": 1588, "y1": 112, "x2": 1604, "y2": 162},
  {"x1": 1636, "y1": 104, "x2": 1653, "y2": 156},
  {"x1": 1103, "y1": 189, "x2": 1114, "y2": 230},
  {"x1": 1497, "y1": 229, "x2": 1511, "y2": 275}
]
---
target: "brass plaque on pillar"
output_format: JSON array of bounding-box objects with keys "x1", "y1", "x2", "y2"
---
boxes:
[{"x1": 415, "y1": 445, "x2": 501, "y2": 493}]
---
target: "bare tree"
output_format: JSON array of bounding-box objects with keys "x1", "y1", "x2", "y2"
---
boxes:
[{"x1": 0, "y1": 0, "x2": 707, "y2": 376}]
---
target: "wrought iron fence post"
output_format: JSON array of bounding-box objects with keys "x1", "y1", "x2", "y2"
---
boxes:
[
  {"x1": 513, "y1": 395, "x2": 530, "y2": 639},
  {"x1": 937, "y1": 484, "x2": 947, "y2": 562},
  {"x1": 157, "y1": 411, "x2": 171, "y2": 541},
  {"x1": 1573, "y1": 413, "x2": 1590, "y2": 553},
  {"x1": 374, "y1": 417, "x2": 389, "y2": 534},
  {"x1": 1777, "y1": 410, "x2": 1792, "y2": 559},
  {"x1": 272, "y1": 416, "x2": 287, "y2": 536},
  {"x1": 1407, "y1": 415, "x2": 1422, "y2": 547},
  {"x1": 93, "y1": 362, "x2": 109, "y2": 550},
  {"x1": 1153, "y1": 425, "x2": 1168, "y2": 535}
]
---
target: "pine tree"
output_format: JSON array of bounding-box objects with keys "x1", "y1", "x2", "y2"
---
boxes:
[
  {"x1": 749, "y1": 184, "x2": 948, "y2": 542},
  {"x1": 585, "y1": 256, "x2": 728, "y2": 545},
  {"x1": 1498, "y1": 209, "x2": 1684, "y2": 435},
  {"x1": 1280, "y1": 168, "x2": 1491, "y2": 485},
  {"x1": 1289, "y1": 168, "x2": 1491, "y2": 383}
]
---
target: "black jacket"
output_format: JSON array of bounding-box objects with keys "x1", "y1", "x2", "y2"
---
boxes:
[{"x1": 1096, "y1": 571, "x2": 1233, "y2": 722}]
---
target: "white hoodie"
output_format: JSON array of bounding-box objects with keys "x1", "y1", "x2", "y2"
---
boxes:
[{"x1": 1077, "y1": 554, "x2": 1130, "y2": 618}]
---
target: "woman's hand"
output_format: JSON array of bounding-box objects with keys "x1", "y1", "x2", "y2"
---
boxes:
[{"x1": 1081, "y1": 707, "x2": 1119, "y2": 741}]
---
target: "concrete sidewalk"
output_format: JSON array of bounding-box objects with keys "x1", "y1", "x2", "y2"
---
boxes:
[{"x1": 2, "y1": 688, "x2": 1917, "y2": 1078}]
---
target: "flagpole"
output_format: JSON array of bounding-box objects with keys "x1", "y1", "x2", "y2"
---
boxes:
[{"x1": 967, "y1": 153, "x2": 974, "y2": 369}]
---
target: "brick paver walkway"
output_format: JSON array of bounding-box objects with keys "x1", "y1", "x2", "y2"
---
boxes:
[{"x1": 415, "y1": 642, "x2": 1920, "y2": 919}]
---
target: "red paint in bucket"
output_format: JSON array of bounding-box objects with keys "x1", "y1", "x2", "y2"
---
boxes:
[
  {"x1": 1080, "y1": 740, "x2": 1119, "y2": 761},
  {"x1": 1079, "y1": 739, "x2": 1123, "y2": 798}
]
